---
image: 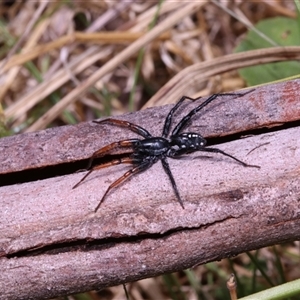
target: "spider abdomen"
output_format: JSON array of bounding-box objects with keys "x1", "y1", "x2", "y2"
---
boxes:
[{"x1": 136, "y1": 137, "x2": 169, "y2": 156}]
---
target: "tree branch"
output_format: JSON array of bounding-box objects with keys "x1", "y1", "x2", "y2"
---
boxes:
[{"x1": 0, "y1": 79, "x2": 300, "y2": 299}]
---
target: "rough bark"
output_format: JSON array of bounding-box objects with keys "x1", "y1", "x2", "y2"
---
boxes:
[
  {"x1": 0, "y1": 79, "x2": 300, "y2": 299},
  {"x1": 1, "y1": 79, "x2": 300, "y2": 174}
]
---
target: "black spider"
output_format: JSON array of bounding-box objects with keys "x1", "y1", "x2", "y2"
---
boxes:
[{"x1": 73, "y1": 90, "x2": 260, "y2": 211}]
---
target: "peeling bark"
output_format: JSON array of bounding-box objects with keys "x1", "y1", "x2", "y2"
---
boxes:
[{"x1": 0, "y1": 79, "x2": 300, "y2": 299}]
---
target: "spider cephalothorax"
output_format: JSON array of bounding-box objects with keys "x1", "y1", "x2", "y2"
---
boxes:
[{"x1": 73, "y1": 90, "x2": 260, "y2": 211}]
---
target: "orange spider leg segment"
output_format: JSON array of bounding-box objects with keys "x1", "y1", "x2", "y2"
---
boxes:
[
  {"x1": 83, "y1": 138, "x2": 140, "y2": 171},
  {"x1": 94, "y1": 118, "x2": 152, "y2": 138},
  {"x1": 72, "y1": 157, "x2": 136, "y2": 189},
  {"x1": 94, "y1": 158, "x2": 155, "y2": 212}
]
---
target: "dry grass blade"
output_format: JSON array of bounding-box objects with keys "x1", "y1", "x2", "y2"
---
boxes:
[
  {"x1": 0, "y1": 32, "x2": 171, "y2": 75},
  {"x1": 143, "y1": 46, "x2": 300, "y2": 108},
  {"x1": 43, "y1": 1, "x2": 134, "y2": 88},
  {"x1": 261, "y1": 0, "x2": 297, "y2": 18},
  {"x1": 5, "y1": 47, "x2": 110, "y2": 122},
  {"x1": 0, "y1": 18, "x2": 50, "y2": 102},
  {"x1": 0, "y1": 1, "x2": 48, "y2": 71},
  {"x1": 130, "y1": 1, "x2": 188, "y2": 32},
  {"x1": 211, "y1": 0, "x2": 279, "y2": 47},
  {"x1": 25, "y1": 2, "x2": 206, "y2": 132}
]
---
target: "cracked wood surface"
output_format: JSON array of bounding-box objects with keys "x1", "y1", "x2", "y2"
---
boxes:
[
  {"x1": 1, "y1": 79, "x2": 300, "y2": 174},
  {"x1": 0, "y1": 79, "x2": 300, "y2": 299}
]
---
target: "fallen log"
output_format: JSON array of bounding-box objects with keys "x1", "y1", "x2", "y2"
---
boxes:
[{"x1": 0, "y1": 79, "x2": 300, "y2": 299}]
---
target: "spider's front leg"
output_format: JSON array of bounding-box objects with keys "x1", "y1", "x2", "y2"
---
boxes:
[
  {"x1": 168, "y1": 132, "x2": 260, "y2": 169},
  {"x1": 199, "y1": 147, "x2": 260, "y2": 169},
  {"x1": 162, "y1": 95, "x2": 200, "y2": 138},
  {"x1": 172, "y1": 89, "x2": 254, "y2": 136}
]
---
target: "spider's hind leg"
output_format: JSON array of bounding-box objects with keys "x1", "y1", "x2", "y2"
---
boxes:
[
  {"x1": 72, "y1": 156, "x2": 135, "y2": 189},
  {"x1": 94, "y1": 159, "x2": 153, "y2": 212},
  {"x1": 72, "y1": 139, "x2": 141, "y2": 189},
  {"x1": 83, "y1": 138, "x2": 140, "y2": 172}
]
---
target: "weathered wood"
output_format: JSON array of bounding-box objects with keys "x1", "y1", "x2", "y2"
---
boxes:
[
  {"x1": 0, "y1": 79, "x2": 300, "y2": 299},
  {"x1": 1, "y1": 79, "x2": 300, "y2": 174}
]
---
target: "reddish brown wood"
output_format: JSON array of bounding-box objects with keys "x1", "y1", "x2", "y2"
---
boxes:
[
  {"x1": 1, "y1": 79, "x2": 300, "y2": 174},
  {"x1": 0, "y1": 79, "x2": 300, "y2": 299}
]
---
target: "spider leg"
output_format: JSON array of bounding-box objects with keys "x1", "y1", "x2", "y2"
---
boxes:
[
  {"x1": 94, "y1": 159, "x2": 154, "y2": 212},
  {"x1": 162, "y1": 95, "x2": 199, "y2": 138},
  {"x1": 94, "y1": 119, "x2": 152, "y2": 138},
  {"x1": 199, "y1": 147, "x2": 260, "y2": 168},
  {"x1": 172, "y1": 90, "x2": 254, "y2": 136},
  {"x1": 161, "y1": 158, "x2": 184, "y2": 209},
  {"x1": 72, "y1": 157, "x2": 135, "y2": 189},
  {"x1": 83, "y1": 138, "x2": 140, "y2": 171}
]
